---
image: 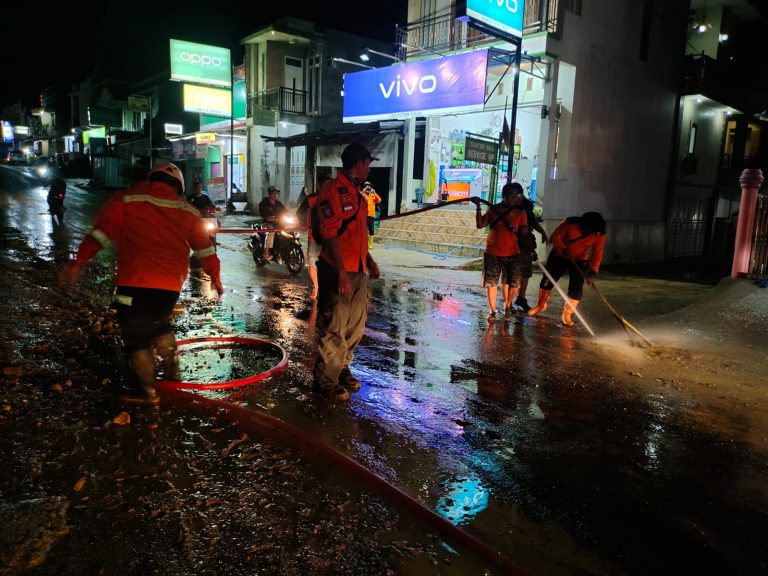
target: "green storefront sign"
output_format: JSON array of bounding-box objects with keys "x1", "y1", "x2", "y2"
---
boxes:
[
  {"x1": 465, "y1": 136, "x2": 499, "y2": 165},
  {"x1": 170, "y1": 39, "x2": 231, "y2": 88}
]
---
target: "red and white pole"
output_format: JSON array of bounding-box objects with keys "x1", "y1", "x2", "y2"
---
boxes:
[{"x1": 731, "y1": 168, "x2": 764, "y2": 278}]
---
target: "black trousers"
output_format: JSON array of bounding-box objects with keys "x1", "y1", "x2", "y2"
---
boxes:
[
  {"x1": 538, "y1": 254, "x2": 589, "y2": 300},
  {"x1": 111, "y1": 286, "x2": 179, "y2": 353}
]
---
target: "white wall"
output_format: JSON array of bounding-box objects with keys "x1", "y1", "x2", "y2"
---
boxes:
[{"x1": 540, "y1": 0, "x2": 689, "y2": 262}]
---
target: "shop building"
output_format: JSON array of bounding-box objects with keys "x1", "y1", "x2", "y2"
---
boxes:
[
  {"x1": 241, "y1": 17, "x2": 398, "y2": 207},
  {"x1": 372, "y1": 0, "x2": 691, "y2": 262}
]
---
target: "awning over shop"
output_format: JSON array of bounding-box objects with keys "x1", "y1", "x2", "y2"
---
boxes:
[{"x1": 260, "y1": 121, "x2": 403, "y2": 148}]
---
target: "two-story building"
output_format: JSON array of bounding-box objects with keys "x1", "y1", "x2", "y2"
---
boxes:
[{"x1": 241, "y1": 17, "x2": 400, "y2": 208}]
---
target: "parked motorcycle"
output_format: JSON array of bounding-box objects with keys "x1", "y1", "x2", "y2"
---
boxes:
[{"x1": 247, "y1": 212, "x2": 305, "y2": 274}]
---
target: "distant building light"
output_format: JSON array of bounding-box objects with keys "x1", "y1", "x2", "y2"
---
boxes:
[
  {"x1": 718, "y1": 33, "x2": 729, "y2": 43},
  {"x1": 697, "y1": 23, "x2": 708, "y2": 33}
]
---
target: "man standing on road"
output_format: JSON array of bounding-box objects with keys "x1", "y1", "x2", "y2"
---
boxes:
[
  {"x1": 60, "y1": 163, "x2": 224, "y2": 403},
  {"x1": 361, "y1": 182, "x2": 382, "y2": 250},
  {"x1": 313, "y1": 143, "x2": 380, "y2": 402},
  {"x1": 527, "y1": 212, "x2": 606, "y2": 326},
  {"x1": 472, "y1": 182, "x2": 528, "y2": 321}
]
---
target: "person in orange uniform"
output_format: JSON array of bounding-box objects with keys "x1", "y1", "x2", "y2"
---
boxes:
[
  {"x1": 527, "y1": 212, "x2": 606, "y2": 326},
  {"x1": 60, "y1": 163, "x2": 224, "y2": 402},
  {"x1": 361, "y1": 181, "x2": 381, "y2": 249},
  {"x1": 472, "y1": 182, "x2": 528, "y2": 321},
  {"x1": 312, "y1": 143, "x2": 381, "y2": 402}
]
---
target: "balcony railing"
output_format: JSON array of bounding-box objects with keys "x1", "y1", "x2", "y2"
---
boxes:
[
  {"x1": 248, "y1": 87, "x2": 307, "y2": 117},
  {"x1": 395, "y1": 0, "x2": 561, "y2": 60}
]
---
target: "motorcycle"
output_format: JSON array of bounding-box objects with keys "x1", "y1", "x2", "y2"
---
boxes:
[
  {"x1": 46, "y1": 178, "x2": 66, "y2": 226},
  {"x1": 247, "y1": 212, "x2": 305, "y2": 274},
  {"x1": 198, "y1": 206, "x2": 220, "y2": 247}
]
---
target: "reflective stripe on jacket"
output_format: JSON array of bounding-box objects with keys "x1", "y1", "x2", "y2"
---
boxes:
[{"x1": 75, "y1": 180, "x2": 221, "y2": 291}]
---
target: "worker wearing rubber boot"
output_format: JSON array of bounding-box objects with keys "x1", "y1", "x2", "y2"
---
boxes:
[
  {"x1": 312, "y1": 143, "x2": 380, "y2": 402},
  {"x1": 60, "y1": 163, "x2": 224, "y2": 402},
  {"x1": 528, "y1": 212, "x2": 606, "y2": 326}
]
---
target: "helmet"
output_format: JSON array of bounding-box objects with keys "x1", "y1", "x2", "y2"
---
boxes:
[{"x1": 148, "y1": 163, "x2": 185, "y2": 195}]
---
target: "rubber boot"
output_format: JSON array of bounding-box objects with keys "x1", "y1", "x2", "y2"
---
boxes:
[
  {"x1": 155, "y1": 332, "x2": 180, "y2": 382},
  {"x1": 127, "y1": 348, "x2": 159, "y2": 403},
  {"x1": 561, "y1": 298, "x2": 580, "y2": 327},
  {"x1": 527, "y1": 289, "x2": 551, "y2": 316},
  {"x1": 368, "y1": 236, "x2": 374, "y2": 250}
]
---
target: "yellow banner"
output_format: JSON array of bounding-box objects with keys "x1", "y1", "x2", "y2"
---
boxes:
[
  {"x1": 183, "y1": 84, "x2": 231, "y2": 117},
  {"x1": 196, "y1": 132, "x2": 216, "y2": 143}
]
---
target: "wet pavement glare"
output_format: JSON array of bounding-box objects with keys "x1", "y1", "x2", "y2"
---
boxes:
[{"x1": 1, "y1": 166, "x2": 766, "y2": 575}]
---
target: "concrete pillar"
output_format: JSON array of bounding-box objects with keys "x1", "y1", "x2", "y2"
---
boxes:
[
  {"x1": 731, "y1": 168, "x2": 764, "y2": 277},
  {"x1": 283, "y1": 146, "x2": 291, "y2": 204},
  {"x1": 536, "y1": 58, "x2": 559, "y2": 212},
  {"x1": 401, "y1": 117, "x2": 416, "y2": 213}
]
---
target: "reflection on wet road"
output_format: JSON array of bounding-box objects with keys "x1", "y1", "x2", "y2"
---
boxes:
[
  {"x1": 187, "y1": 231, "x2": 767, "y2": 574},
  {"x1": 2, "y1": 166, "x2": 765, "y2": 575}
]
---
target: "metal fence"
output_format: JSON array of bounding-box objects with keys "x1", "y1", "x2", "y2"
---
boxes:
[
  {"x1": 395, "y1": 0, "x2": 561, "y2": 61},
  {"x1": 750, "y1": 194, "x2": 768, "y2": 277},
  {"x1": 248, "y1": 87, "x2": 307, "y2": 117}
]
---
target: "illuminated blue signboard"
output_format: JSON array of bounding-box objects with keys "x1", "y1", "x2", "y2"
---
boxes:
[
  {"x1": 1, "y1": 121, "x2": 13, "y2": 143},
  {"x1": 462, "y1": 0, "x2": 525, "y2": 40},
  {"x1": 343, "y1": 50, "x2": 488, "y2": 123}
]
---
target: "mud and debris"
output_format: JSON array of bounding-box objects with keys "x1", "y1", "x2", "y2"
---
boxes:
[{"x1": 1, "y1": 172, "x2": 767, "y2": 575}]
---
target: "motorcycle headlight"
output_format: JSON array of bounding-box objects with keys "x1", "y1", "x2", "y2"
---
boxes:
[
  {"x1": 37, "y1": 166, "x2": 48, "y2": 176},
  {"x1": 205, "y1": 221, "x2": 216, "y2": 231},
  {"x1": 282, "y1": 214, "x2": 296, "y2": 226}
]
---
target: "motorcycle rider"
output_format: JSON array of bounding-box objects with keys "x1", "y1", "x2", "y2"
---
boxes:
[
  {"x1": 59, "y1": 163, "x2": 224, "y2": 403},
  {"x1": 46, "y1": 170, "x2": 67, "y2": 225},
  {"x1": 258, "y1": 186, "x2": 286, "y2": 261},
  {"x1": 187, "y1": 181, "x2": 215, "y2": 211}
]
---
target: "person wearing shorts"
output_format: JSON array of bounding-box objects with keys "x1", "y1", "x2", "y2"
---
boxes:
[{"x1": 472, "y1": 183, "x2": 527, "y2": 321}]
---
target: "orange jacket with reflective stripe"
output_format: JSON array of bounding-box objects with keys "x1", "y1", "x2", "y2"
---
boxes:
[
  {"x1": 550, "y1": 220, "x2": 606, "y2": 273},
  {"x1": 317, "y1": 172, "x2": 369, "y2": 273},
  {"x1": 74, "y1": 181, "x2": 221, "y2": 291}
]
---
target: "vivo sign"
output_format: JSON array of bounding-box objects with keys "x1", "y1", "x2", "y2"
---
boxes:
[
  {"x1": 343, "y1": 50, "x2": 488, "y2": 123},
  {"x1": 464, "y1": 0, "x2": 525, "y2": 40}
]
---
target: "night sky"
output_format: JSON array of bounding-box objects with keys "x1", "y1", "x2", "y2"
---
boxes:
[{"x1": 1, "y1": 0, "x2": 407, "y2": 110}]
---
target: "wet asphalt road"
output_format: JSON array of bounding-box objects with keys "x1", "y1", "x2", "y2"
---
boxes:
[{"x1": 1, "y1": 165, "x2": 766, "y2": 575}]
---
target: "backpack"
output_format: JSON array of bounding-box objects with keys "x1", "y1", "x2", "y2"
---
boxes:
[{"x1": 309, "y1": 194, "x2": 363, "y2": 245}]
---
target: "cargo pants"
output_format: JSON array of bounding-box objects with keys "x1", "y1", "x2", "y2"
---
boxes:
[{"x1": 313, "y1": 258, "x2": 368, "y2": 389}]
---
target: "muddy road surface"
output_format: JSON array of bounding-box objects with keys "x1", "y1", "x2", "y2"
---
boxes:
[{"x1": 1, "y1": 167, "x2": 767, "y2": 575}]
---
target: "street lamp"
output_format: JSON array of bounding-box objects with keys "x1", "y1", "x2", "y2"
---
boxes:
[{"x1": 359, "y1": 47, "x2": 400, "y2": 63}]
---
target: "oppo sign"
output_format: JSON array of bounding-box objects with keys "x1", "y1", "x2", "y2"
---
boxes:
[
  {"x1": 170, "y1": 39, "x2": 231, "y2": 88},
  {"x1": 343, "y1": 50, "x2": 488, "y2": 123}
]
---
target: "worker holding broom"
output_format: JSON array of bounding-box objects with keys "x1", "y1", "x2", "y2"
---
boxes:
[{"x1": 527, "y1": 212, "x2": 606, "y2": 326}]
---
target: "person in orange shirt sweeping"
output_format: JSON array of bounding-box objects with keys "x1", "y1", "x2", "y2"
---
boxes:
[{"x1": 527, "y1": 212, "x2": 606, "y2": 326}]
